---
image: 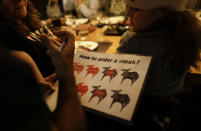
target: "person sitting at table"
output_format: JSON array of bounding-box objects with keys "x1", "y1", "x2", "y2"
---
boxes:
[
  {"x1": 115, "y1": 0, "x2": 201, "y2": 129},
  {"x1": 74, "y1": 0, "x2": 127, "y2": 18},
  {"x1": 63, "y1": 0, "x2": 100, "y2": 18},
  {"x1": 0, "y1": 0, "x2": 66, "y2": 94},
  {"x1": 103, "y1": 0, "x2": 127, "y2": 16},
  {"x1": 0, "y1": 32, "x2": 87, "y2": 130},
  {"x1": 31, "y1": 0, "x2": 66, "y2": 27},
  {"x1": 31, "y1": 0, "x2": 64, "y2": 19}
]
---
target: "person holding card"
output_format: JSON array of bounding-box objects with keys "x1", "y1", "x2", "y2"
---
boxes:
[{"x1": 0, "y1": 34, "x2": 87, "y2": 130}]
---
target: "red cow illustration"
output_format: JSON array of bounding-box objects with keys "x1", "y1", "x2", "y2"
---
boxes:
[
  {"x1": 85, "y1": 65, "x2": 99, "y2": 78},
  {"x1": 77, "y1": 82, "x2": 88, "y2": 97},
  {"x1": 73, "y1": 62, "x2": 84, "y2": 75},
  {"x1": 101, "y1": 66, "x2": 118, "y2": 81},
  {"x1": 88, "y1": 85, "x2": 107, "y2": 104}
]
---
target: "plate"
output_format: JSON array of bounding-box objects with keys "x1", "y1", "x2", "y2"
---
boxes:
[
  {"x1": 97, "y1": 16, "x2": 125, "y2": 25},
  {"x1": 75, "y1": 41, "x2": 98, "y2": 51},
  {"x1": 104, "y1": 25, "x2": 130, "y2": 36},
  {"x1": 65, "y1": 18, "x2": 89, "y2": 26},
  {"x1": 196, "y1": 11, "x2": 201, "y2": 21},
  {"x1": 109, "y1": 16, "x2": 125, "y2": 24}
]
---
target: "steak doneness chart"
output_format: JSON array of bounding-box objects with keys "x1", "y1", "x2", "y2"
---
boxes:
[{"x1": 74, "y1": 50, "x2": 152, "y2": 121}]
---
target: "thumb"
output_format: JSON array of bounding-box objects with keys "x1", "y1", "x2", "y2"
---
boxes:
[{"x1": 45, "y1": 73, "x2": 58, "y2": 82}]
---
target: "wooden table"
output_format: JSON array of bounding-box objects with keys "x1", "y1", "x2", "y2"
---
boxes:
[
  {"x1": 77, "y1": 26, "x2": 121, "y2": 53},
  {"x1": 59, "y1": 25, "x2": 121, "y2": 53}
]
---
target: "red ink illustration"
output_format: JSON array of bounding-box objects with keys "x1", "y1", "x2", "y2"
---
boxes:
[
  {"x1": 77, "y1": 82, "x2": 88, "y2": 97},
  {"x1": 73, "y1": 62, "x2": 84, "y2": 75},
  {"x1": 101, "y1": 66, "x2": 118, "y2": 81},
  {"x1": 85, "y1": 65, "x2": 99, "y2": 78},
  {"x1": 89, "y1": 85, "x2": 107, "y2": 104}
]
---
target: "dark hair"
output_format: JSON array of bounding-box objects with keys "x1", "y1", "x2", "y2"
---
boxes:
[
  {"x1": 0, "y1": 1, "x2": 41, "y2": 36},
  {"x1": 152, "y1": 10, "x2": 201, "y2": 73}
]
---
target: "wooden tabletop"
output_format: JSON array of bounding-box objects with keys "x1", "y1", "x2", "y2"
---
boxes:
[{"x1": 75, "y1": 26, "x2": 121, "y2": 54}]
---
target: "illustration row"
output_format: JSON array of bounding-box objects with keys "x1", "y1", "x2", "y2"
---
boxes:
[
  {"x1": 77, "y1": 83, "x2": 131, "y2": 111},
  {"x1": 74, "y1": 62, "x2": 139, "y2": 85}
]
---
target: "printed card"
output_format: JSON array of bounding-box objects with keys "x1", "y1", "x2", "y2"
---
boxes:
[{"x1": 73, "y1": 50, "x2": 152, "y2": 121}]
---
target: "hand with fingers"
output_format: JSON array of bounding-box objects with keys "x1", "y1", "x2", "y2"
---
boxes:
[
  {"x1": 45, "y1": 73, "x2": 57, "y2": 83},
  {"x1": 53, "y1": 30, "x2": 75, "y2": 43},
  {"x1": 41, "y1": 31, "x2": 75, "y2": 83},
  {"x1": 41, "y1": 31, "x2": 87, "y2": 131},
  {"x1": 42, "y1": 73, "x2": 58, "y2": 96},
  {"x1": 39, "y1": 81, "x2": 56, "y2": 96}
]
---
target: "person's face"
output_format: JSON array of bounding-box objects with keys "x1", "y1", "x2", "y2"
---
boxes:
[
  {"x1": 0, "y1": 0, "x2": 28, "y2": 21},
  {"x1": 126, "y1": 7, "x2": 163, "y2": 32}
]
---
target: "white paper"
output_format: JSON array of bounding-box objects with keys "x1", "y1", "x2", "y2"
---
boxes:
[{"x1": 74, "y1": 50, "x2": 152, "y2": 121}]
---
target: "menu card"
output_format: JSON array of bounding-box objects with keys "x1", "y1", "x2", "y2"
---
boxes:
[
  {"x1": 73, "y1": 50, "x2": 151, "y2": 121},
  {"x1": 45, "y1": 50, "x2": 152, "y2": 122}
]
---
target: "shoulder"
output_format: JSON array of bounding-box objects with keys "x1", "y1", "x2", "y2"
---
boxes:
[
  {"x1": 117, "y1": 30, "x2": 171, "y2": 54},
  {"x1": 120, "y1": 31, "x2": 136, "y2": 46},
  {"x1": 117, "y1": 31, "x2": 137, "y2": 53},
  {"x1": 10, "y1": 51, "x2": 38, "y2": 69},
  {"x1": 0, "y1": 49, "x2": 50, "y2": 131}
]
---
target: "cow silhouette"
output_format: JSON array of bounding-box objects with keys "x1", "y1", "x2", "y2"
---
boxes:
[
  {"x1": 101, "y1": 66, "x2": 118, "y2": 81},
  {"x1": 73, "y1": 62, "x2": 84, "y2": 75},
  {"x1": 89, "y1": 85, "x2": 107, "y2": 104},
  {"x1": 77, "y1": 82, "x2": 88, "y2": 97},
  {"x1": 121, "y1": 68, "x2": 139, "y2": 86},
  {"x1": 85, "y1": 65, "x2": 99, "y2": 78},
  {"x1": 110, "y1": 90, "x2": 130, "y2": 112}
]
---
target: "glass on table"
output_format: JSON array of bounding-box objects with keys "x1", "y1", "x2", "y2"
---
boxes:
[{"x1": 90, "y1": 11, "x2": 105, "y2": 42}]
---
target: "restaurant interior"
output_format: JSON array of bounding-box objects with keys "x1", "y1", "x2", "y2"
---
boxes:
[
  {"x1": 34, "y1": 0, "x2": 201, "y2": 129},
  {"x1": 1, "y1": 0, "x2": 201, "y2": 131}
]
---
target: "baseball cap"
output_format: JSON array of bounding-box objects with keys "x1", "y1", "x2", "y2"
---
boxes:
[{"x1": 124, "y1": 0, "x2": 188, "y2": 11}]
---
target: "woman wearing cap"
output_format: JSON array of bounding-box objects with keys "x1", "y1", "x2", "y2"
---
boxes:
[{"x1": 116, "y1": 0, "x2": 201, "y2": 129}]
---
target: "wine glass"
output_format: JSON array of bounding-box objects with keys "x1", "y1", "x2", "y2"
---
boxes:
[{"x1": 90, "y1": 10, "x2": 105, "y2": 42}]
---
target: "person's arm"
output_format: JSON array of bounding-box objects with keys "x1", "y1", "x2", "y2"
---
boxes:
[
  {"x1": 0, "y1": 48, "x2": 51, "y2": 131},
  {"x1": 10, "y1": 51, "x2": 56, "y2": 94},
  {"x1": 63, "y1": 0, "x2": 75, "y2": 12},
  {"x1": 41, "y1": 31, "x2": 87, "y2": 131},
  {"x1": 77, "y1": 0, "x2": 99, "y2": 18}
]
